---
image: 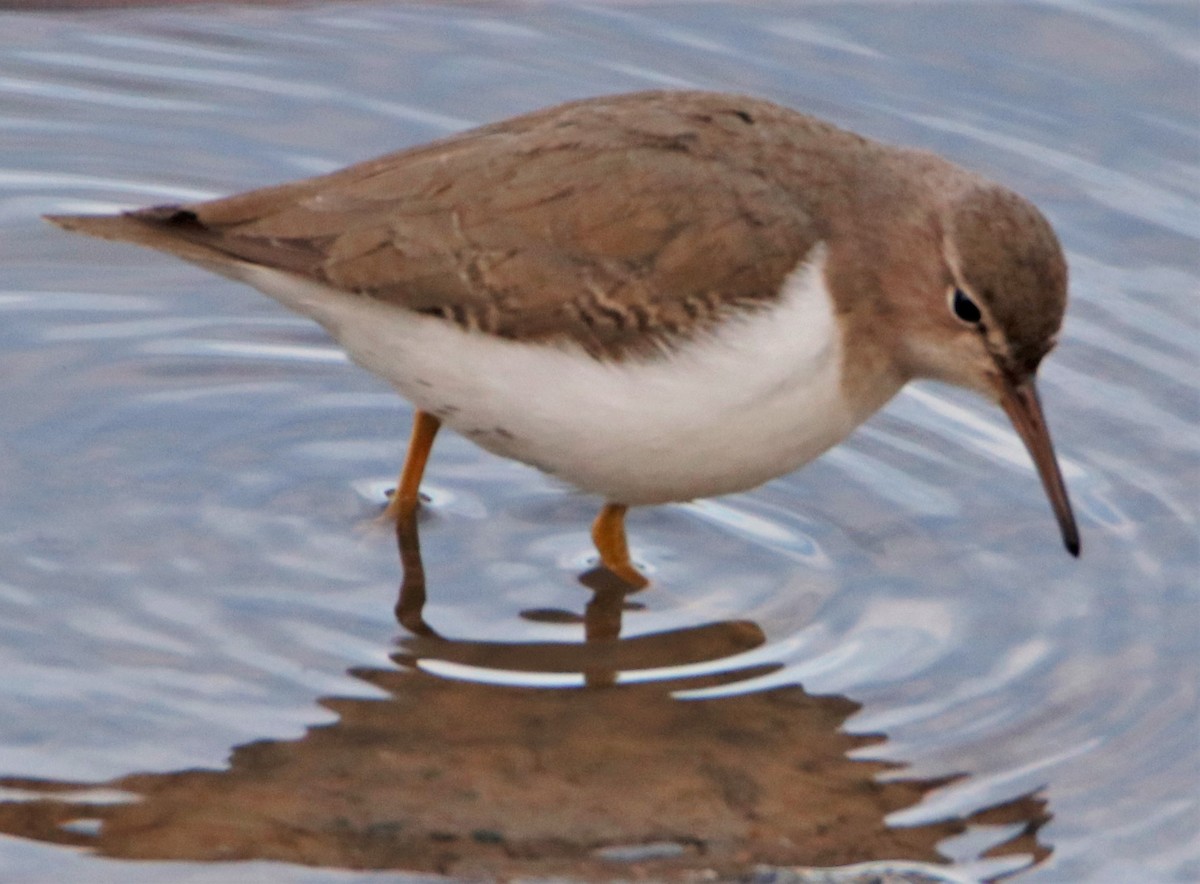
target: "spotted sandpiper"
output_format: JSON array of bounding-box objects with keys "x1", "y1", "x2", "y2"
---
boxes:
[{"x1": 47, "y1": 90, "x2": 1080, "y2": 587}]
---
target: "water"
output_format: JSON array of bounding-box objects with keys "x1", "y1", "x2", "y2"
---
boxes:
[{"x1": 0, "y1": 2, "x2": 1196, "y2": 882}]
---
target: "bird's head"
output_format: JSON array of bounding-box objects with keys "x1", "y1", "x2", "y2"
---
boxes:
[{"x1": 900, "y1": 183, "x2": 1080, "y2": 556}]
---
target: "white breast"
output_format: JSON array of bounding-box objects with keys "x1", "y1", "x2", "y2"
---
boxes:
[{"x1": 237, "y1": 244, "x2": 871, "y2": 505}]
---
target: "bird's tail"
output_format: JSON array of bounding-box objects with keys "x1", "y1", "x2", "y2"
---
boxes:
[{"x1": 44, "y1": 208, "x2": 241, "y2": 271}]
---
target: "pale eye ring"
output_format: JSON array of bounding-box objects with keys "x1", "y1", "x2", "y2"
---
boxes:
[{"x1": 950, "y1": 287, "x2": 982, "y2": 325}]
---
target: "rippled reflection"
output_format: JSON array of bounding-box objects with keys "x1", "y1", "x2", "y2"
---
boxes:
[
  {"x1": 2, "y1": 2, "x2": 1196, "y2": 882},
  {"x1": 0, "y1": 517, "x2": 1051, "y2": 879}
]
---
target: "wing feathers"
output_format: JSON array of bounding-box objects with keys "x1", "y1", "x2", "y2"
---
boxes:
[{"x1": 47, "y1": 91, "x2": 830, "y2": 357}]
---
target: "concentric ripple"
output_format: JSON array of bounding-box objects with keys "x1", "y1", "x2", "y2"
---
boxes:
[{"x1": 0, "y1": 2, "x2": 1195, "y2": 882}]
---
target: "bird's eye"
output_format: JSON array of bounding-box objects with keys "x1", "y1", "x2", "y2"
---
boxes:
[{"x1": 951, "y1": 288, "x2": 982, "y2": 325}]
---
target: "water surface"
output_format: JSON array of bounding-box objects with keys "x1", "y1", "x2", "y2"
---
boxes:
[{"x1": 0, "y1": 2, "x2": 1196, "y2": 882}]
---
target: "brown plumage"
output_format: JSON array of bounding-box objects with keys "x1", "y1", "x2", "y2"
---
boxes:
[
  {"x1": 47, "y1": 90, "x2": 1079, "y2": 581},
  {"x1": 49, "y1": 91, "x2": 864, "y2": 358}
]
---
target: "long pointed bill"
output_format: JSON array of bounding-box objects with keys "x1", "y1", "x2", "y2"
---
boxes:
[{"x1": 998, "y1": 377, "x2": 1081, "y2": 557}]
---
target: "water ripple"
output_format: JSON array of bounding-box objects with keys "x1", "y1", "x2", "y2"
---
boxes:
[{"x1": 0, "y1": 2, "x2": 1194, "y2": 882}]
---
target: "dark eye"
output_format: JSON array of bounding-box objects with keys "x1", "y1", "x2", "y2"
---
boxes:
[{"x1": 951, "y1": 288, "x2": 982, "y2": 325}]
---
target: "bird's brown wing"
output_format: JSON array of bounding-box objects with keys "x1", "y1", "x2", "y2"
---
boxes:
[{"x1": 48, "y1": 91, "x2": 825, "y2": 358}]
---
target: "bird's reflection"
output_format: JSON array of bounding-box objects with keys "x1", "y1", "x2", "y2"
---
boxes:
[
  {"x1": 0, "y1": 512, "x2": 1052, "y2": 879},
  {"x1": 395, "y1": 505, "x2": 766, "y2": 688}
]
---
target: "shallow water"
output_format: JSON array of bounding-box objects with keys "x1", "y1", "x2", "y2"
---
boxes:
[{"x1": 0, "y1": 2, "x2": 1197, "y2": 882}]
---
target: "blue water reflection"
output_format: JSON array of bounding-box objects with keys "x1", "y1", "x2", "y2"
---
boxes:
[{"x1": 0, "y1": 2, "x2": 1195, "y2": 882}]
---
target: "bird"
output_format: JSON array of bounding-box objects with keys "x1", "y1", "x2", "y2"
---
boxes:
[{"x1": 46, "y1": 89, "x2": 1080, "y2": 588}]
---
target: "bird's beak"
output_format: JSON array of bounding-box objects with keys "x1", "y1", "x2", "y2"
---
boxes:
[{"x1": 997, "y1": 376, "x2": 1081, "y2": 557}]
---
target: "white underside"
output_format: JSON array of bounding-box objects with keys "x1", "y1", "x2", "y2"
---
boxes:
[{"x1": 235, "y1": 245, "x2": 867, "y2": 504}]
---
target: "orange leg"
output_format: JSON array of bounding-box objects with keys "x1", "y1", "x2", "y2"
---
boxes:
[
  {"x1": 383, "y1": 410, "x2": 441, "y2": 523},
  {"x1": 590, "y1": 502, "x2": 649, "y2": 589}
]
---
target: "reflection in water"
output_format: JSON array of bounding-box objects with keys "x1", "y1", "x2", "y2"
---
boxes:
[
  {"x1": 0, "y1": 2, "x2": 1192, "y2": 879},
  {"x1": 0, "y1": 516, "x2": 1050, "y2": 880}
]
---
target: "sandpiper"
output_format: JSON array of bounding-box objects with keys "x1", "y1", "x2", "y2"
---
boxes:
[{"x1": 47, "y1": 90, "x2": 1080, "y2": 587}]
